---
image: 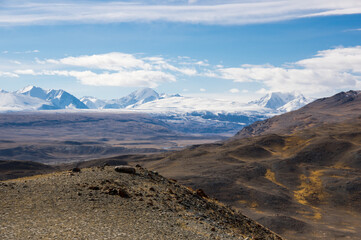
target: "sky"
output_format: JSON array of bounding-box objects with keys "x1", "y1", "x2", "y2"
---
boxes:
[{"x1": 0, "y1": 0, "x2": 361, "y2": 101}]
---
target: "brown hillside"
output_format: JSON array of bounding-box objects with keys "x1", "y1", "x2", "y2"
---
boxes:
[
  {"x1": 126, "y1": 120, "x2": 361, "y2": 240},
  {"x1": 235, "y1": 90, "x2": 361, "y2": 138},
  {"x1": 0, "y1": 166, "x2": 282, "y2": 240}
]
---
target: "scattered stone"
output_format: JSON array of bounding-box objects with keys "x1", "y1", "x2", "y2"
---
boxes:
[
  {"x1": 149, "y1": 187, "x2": 156, "y2": 192},
  {"x1": 106, "y1": 189, "x2": 118, "y2": 195},
  {"x1": 135, "y1": 164, "x2": 142, "y2": 168},
  {"x1": 114, "y1": 166, "x2": 136, "y2": 174},
  {"x1": 101, "y1": 180, "x2": 111, "y2": 185},
  {"x1": 118, "y1": 188, "x2": 130, "y2": 198},
  {"x1": 196, "y1": 189, "x2": 208, "y2": 198},
  {"x1": 72, "y1": 168, "x2": 81, "y2": 173},
  {"x1": 89, "y1": 186, "x2": 100, "y2": 190}
]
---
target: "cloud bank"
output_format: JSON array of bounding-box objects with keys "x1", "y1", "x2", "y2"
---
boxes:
[
  {"x1": 1, "y1": 0, "x2": 361, "y2": 26},
  {"x1": 2, "y1": 46, "x2": 361, "y2": 96},
  {"x1": 217, "y1": 46, "x2": 361, "y2": 95},
  {"x1": 13, "y1": 52, "x2": 200, "y2": 87}
]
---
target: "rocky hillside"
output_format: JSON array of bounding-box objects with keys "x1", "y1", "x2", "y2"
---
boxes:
[
  {"x1": 122, "y1": 120, "x2": 361, "y2": 240},
  {"x1": 0, "y1": 165, "x2": 282, "y2": 240}
]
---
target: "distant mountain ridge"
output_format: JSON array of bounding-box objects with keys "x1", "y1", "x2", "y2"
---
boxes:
[
  {"x1": 0, "y1": 86, "x2": 313, "y2": 135},
  {"x1": 249, "y1": 92, "x2": 310, "y2": 111},
  {"x1": 103, "y1": 88, "x2": 161, "y2": 109},
  {"x1": 17, "y1": 86, "x2": 88, "y2": 110},
  {"x1": 0, "y1": 90, "x2": 48, "y2": 111}
]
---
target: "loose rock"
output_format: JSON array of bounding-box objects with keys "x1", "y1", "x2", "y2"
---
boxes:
[{"x1": 114, "y1": 166, "x2": 136, "y2": 174}]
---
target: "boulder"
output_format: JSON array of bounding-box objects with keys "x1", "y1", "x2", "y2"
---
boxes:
[{"x1": 114, "y1": 166, "x2": 136, "y2": 174}]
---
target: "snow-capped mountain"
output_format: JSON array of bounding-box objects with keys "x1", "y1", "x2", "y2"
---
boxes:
[
  {"x1": 277, "y1": 95, "x2": 311, "y2": 112},
  {"x1": 17, "y1": 85, "x2": 48, "y2": 99},
  {"x1": 17, "y1": 86, "x2": 88, "y2": 109},
  {"x1": 0, "y1": 91, "x2": 49, "y2": 111},
  {"x1": 80, "y1": 96, "x2": 107, "y2": 109},
  {"x1": 46, "y1": 89, "x2": 88, "y2": 109},
  {"x1": 249, "y1": 92, "x2": 312, "y2": 111},
  {"x1": 103, "y1": 88, "x2": 160, "y2": 109},
  {"x1": 0, "y1": 86, "x2": 312, "y2": 134}
]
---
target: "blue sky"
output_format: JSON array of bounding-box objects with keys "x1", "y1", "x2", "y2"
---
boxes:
[{"x1": 0, "y1": 0, "x2": 361, "y2": 101}]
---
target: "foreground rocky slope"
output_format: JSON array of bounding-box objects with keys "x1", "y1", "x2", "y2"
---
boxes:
[{"x1": 0, "y1": 166, "x2": 282, "y2": 240}]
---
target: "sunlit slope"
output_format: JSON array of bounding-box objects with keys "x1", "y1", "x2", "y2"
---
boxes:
[{"x1": 136, "y1": 120, "x2": 361, "y2": 239}]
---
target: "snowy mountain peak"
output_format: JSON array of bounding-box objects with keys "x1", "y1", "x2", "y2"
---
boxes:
[
  {"x1": 45, "y1": 89, "x2": 88, "y2": 109},
  {"x1": 82, "y1": 88, "x2": 182, "y2": 109},
  {"x1": 80, "y1": 96, "x2": 106, "y2": 109},
  {"x1": 251, "y1": 92, "x2": 306, "y2": 110},
  {"x1": 16, "y1": 86, "x2": 88, "y2": 109},
  {"x1": 103, "y1": 87, "x2": 161, "y2": 109},
  {"x1": 0, "y1": 90, "x2": 49, "y2": 111},
  {"x1": 128, "y1": 88, "x2": 160, "y2": 103},
  {"x1": 17, "y1": 85, "x2": 48, "y2": 100}
]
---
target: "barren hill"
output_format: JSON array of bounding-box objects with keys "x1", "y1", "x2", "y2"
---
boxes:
[
  {"x1": 0, "y1": 166, "x2": 282, "y2": 240},
  {"x1": 235, "y1": 90, "x2": 361, "y2": 138}
]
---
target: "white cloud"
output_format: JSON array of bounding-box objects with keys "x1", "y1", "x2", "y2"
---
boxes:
[
  {"x1": 49, "y1": 52, "x2": 147, "y2": 71},
  {"x1": 0, "y1": 71, "x2": 18, "y2": 77},
  {"x1": 14, "y1": 69, "x2": 36, "y2": 75},
  {"x1": 3, "y1": 46, "x2": 361, "y2": 96},
  {"x1": 343, "y1": 28, "x2": 361, "y2": 32},
  {"x1": 46, "y1": 53, "x2": 198, "y2": 76},
  {"x1": 1, "y1": 0, "x2": 361, "y2": 26},
  {"x1": 217, "y1": 46, "x2": 361, "y2": 95},
  {"x1": 229, "y1": 88, "x2": 239, "y2": 93},
  {"x1": 195, "y1": 61, "x2": 209, "y2": 66},
  {"x1": 8, "y1": 52, "x2": 196, "y2": 87},
  {"x1": 62, "y1": 70, "x2": 176, "y2": 87},
  {"x1": 256, "y1": 88, "x2": 268, "y2": 94},
  {"x1": 14, "y1": 50, "x2": 40, "y2": 54},
  {"x1": 10, "y1": 60, "x2": 21, "y2": 65},
  {"x1": 200, "y1": 88, "x2": 206, "y2": 92},
  {"x1": 242, "y1": 89, "x2": 249, "y2": 93}
]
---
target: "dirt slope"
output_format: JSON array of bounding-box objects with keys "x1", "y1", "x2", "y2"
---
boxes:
[{"x1": 0, "y1": 166, "x2": 282, "y2": 240}]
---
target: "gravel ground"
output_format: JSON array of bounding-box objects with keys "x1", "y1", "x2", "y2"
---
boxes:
[{"x1": 0, "y1": 166, "x2": 282, "y2": 240}]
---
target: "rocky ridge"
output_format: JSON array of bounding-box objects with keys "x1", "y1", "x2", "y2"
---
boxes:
[{"x1": 0, "y1": 165, "x2": 282, "y2": 240}]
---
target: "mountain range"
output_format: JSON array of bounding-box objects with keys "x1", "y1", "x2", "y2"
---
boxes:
[{"x1": 0, "y1": 86, "x2": 312, "y2": 134}]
